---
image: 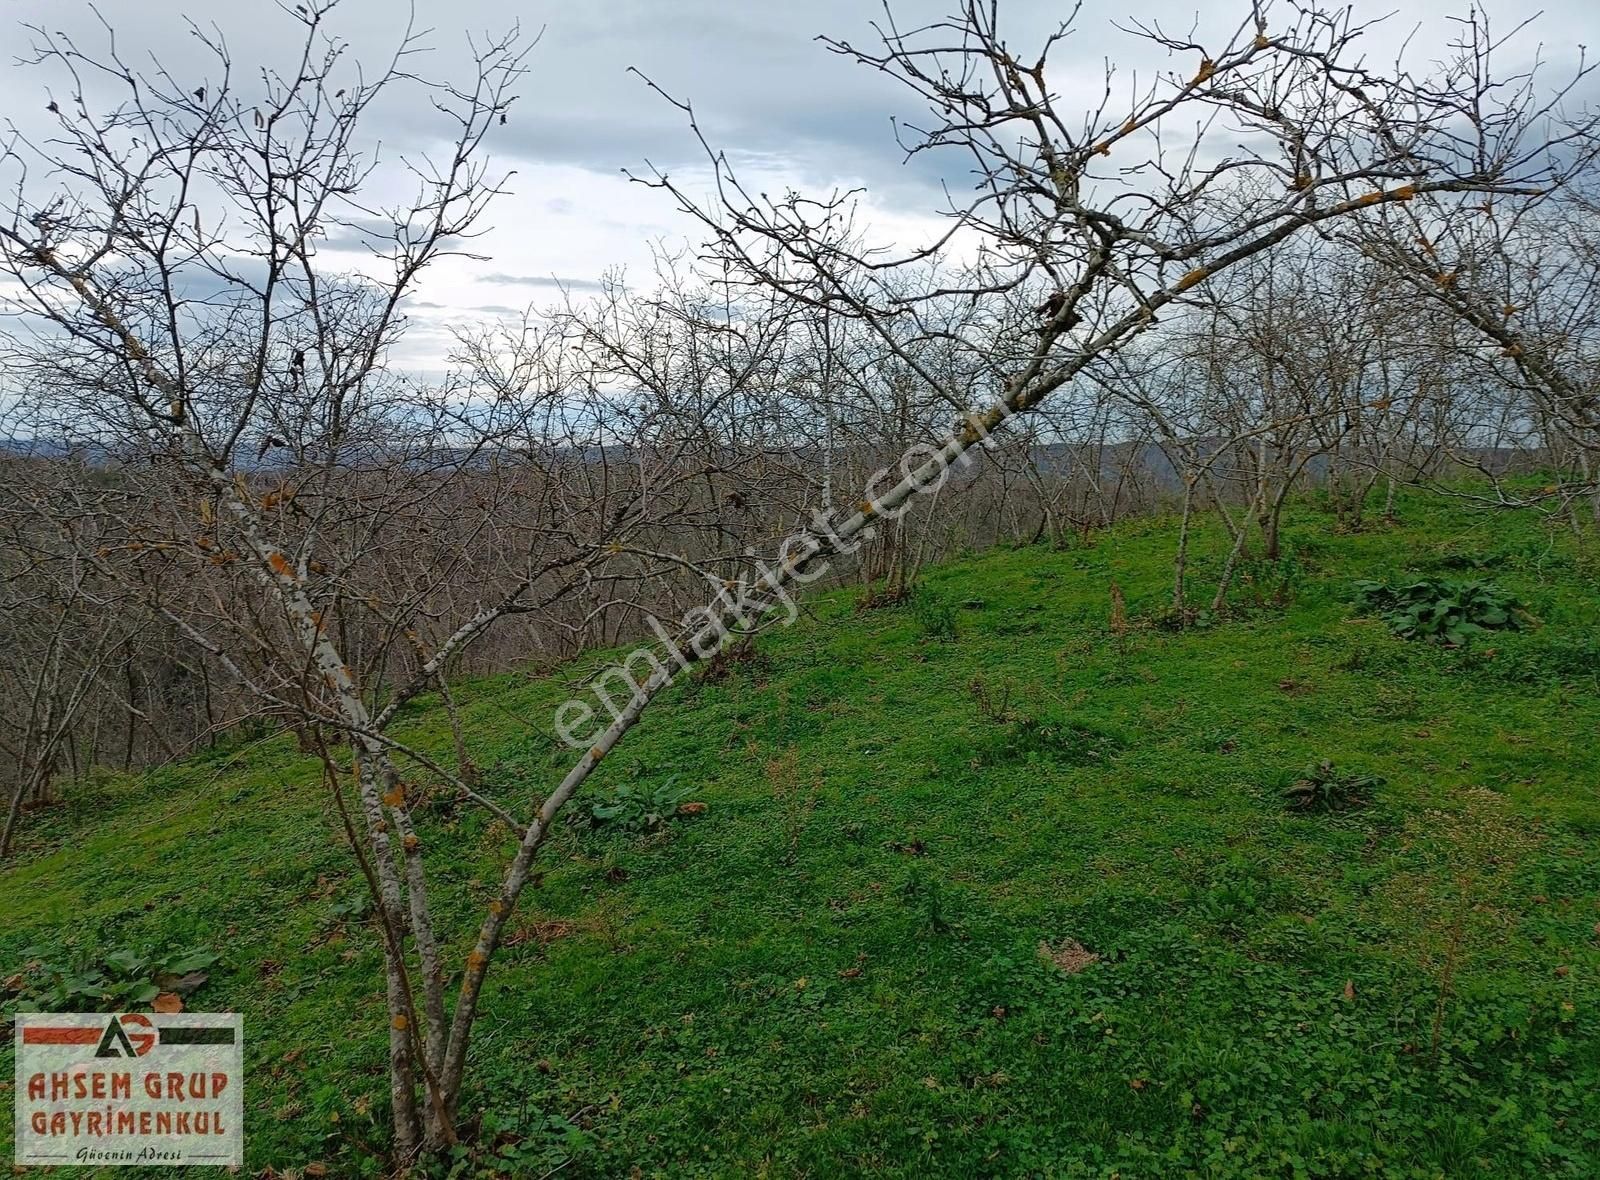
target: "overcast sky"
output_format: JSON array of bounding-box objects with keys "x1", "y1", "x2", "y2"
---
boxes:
[{"x1": 2, "y1": 0, "x2": 1594, "y2": 367}]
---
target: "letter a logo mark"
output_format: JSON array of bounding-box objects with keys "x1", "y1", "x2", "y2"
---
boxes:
[{"x1": 96, "y1": 1016, "x2": 138, "y2": 1058}]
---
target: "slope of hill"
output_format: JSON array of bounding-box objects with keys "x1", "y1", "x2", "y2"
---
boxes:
[{"x1": 4, "y1": 493, "x2": 1599, "y2": 1177}]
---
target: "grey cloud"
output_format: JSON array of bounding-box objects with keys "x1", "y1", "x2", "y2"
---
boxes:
[
  {"x1": 9, "y1": 0, "x2": 1589, "y2": 215},
  {"x1": 480, "y1": 273, "x2": 606, "y2": 291},
  {"x1": 314, "y1": 217, "x2": 414, "y2": 252},
  {"x1": 2, "y1": 0, "x2": 1594, "y2": 370},
  {"x1": 473, "y1": 2, "x2": 962, "y2": 206}
]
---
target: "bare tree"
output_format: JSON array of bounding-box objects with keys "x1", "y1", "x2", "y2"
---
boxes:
[
  {"x1": 0, "y1": 514, "x2": 126, "y2": 855},
  {"x1": 1357, "y1": 188, "x2": 1600, "y2": 516},
  {"x1": 0, "y1": 6, "x2": 815, "y2": 1155},
  {"x1": 0, "y1": 2, "x2": 552, "y2": 1154},
  {"x1": 464, "y1": 4, "x2": 1589, "y2": 1158}
]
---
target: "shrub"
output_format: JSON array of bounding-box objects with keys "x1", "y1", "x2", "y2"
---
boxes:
[
  {"x1": 856, "y1": 580, "x2": 914, "y2": 611},
  {"x1": 1354, "y1": 577, "x2": 1528, "y2": 645},
  {"x1": 695, "y1": 638, "x2": 768, "y2": 683},
  {"x1": 766, "y1": 748, "x2": 821, "y2": 864},
  {"x1": 968, "y1": 674, "x2": 1016, "y2": 724}
]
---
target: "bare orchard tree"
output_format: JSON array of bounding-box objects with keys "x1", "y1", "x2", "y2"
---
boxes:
[
  {"x1": 434, "y1": 0, "x2": 1594, "y2": 1136},
  {"x1": 0, "y1": 8, "x2": 790, "y2": 1155},
  {"x1": 0, "y1": 482, "x2": 145, "y2": 855},
  {"x1": 1355, "y1": 185, "x2": 1600, "y2": 516},
  {"x1": 0, "y1": 3, "x2": 651, "y2": 1158}
]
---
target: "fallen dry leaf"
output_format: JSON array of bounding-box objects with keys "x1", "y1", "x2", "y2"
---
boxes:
[
  {"x1": 157, "y1": 970, "x2": 210, "y2": 996},
  {"x1": 1039, "y1": 938, "x2": 1099, "y2": 974},
  {"x1": 677, "y1": 801, "x2": 707, "y2": 816},
  {"x1": 152, "y1": 992, "x2": 183, "y2": 1014},
  {"x1": 505, "y1": 919, "x2": 578, "y2": 948}
]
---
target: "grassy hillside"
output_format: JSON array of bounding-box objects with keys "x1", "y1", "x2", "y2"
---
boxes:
[{"x1": 4, "y1": 493, "x2": 1600, "y2": 1178}]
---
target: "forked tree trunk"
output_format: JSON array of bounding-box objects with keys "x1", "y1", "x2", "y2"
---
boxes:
[{"x1": 1172, "y1": 473, "x2": 1196, "y2": 615}]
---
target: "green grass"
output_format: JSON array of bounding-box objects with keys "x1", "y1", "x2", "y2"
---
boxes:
[{"x1": 5, "y1": 491, "x2": 1600, "y2": 1178}]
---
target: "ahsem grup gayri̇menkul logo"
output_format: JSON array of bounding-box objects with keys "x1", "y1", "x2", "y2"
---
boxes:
[{"x1": 13, "y1": 1011, "x2": 243, "y2": 1167}]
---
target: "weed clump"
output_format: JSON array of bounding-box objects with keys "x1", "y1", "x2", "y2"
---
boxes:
[
  {"x1": 968, "y1": 675, "x2": 1122, "y2": 765},
  {"x1": 576, "y1": 776, "x2": 695, "y2": 834},
  {"x1": 1354, "y1": 577, "x2": 1529, "y2": 645},
  {"x1": 1282, "y1": 760, "x2": 1383, "y2": 813},
  {"x1": 3, "y1": 944, "x2": 218, "y2": 1012},
  {"x1": 909, "y1": 592, "x2": 959, "y2": 642}
]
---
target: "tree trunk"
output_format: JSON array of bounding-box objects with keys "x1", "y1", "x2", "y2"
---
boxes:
[{"x1": 1172, "y1": 474, "x2": 1196, "y2": 616}]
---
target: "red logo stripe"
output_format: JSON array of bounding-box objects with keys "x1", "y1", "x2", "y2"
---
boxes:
[{"x1": 22, "y1": 1027, "x2": 101, "y2": 1045}]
